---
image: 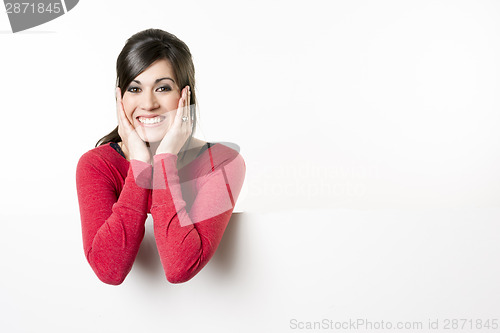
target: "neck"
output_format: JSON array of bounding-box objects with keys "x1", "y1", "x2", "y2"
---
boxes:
[
  {"x1": 118, "y1": 139, "x2": 192, "y2": 163},
  {"x1": 146, "y1": 141, "x2": 161, "y2": 156}
]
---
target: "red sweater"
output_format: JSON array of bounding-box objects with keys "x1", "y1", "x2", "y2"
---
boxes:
[{"x1": 76, "y1": 142, "x2": 246, "y2": 285}]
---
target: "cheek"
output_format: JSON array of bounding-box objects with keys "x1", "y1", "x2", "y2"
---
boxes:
[
  {"x1": 163, "y1": 94, "x2": 181, "y2": 111},
  {"x1": 121, "y1": 98, "x2": 136, "y2": 121}
]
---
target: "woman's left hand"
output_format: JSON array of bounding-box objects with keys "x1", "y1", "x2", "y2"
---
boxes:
[{"x1": 156, "y1": 85, "x2": 192, "y2": 156}]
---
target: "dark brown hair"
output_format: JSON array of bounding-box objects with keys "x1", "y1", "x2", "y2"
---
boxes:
[{"x1": 96, "y1": 28, "x2": 197, "y2": 161}]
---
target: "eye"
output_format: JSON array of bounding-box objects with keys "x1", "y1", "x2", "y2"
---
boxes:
[
  {"x1": 156, "y1": 85, "x2": 172, "y2": 92},
  {"x1": 127, "y1": 86, "x2": 141, "y2": 93}
]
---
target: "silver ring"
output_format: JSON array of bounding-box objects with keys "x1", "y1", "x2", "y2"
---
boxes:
[{"x1": 182, "y1": 116, "x2": 189, "y2": 122}]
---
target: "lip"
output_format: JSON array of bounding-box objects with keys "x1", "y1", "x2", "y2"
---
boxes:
[{"x1": 136, "y1": 115, "x2": 166, "y2": 127}]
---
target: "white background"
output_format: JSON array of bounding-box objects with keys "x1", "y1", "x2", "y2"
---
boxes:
[{"x1": 1, "y1": 1, "x2": 500, "y2": 332}]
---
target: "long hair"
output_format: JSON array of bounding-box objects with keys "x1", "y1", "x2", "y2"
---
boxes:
[{"x1": 96, "y1": 28, "x2": 197, "y2": 161}]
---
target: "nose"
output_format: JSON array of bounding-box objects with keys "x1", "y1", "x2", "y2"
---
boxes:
[{"x1": 140, "y1": 90, "x2": 159, "y2": 111}]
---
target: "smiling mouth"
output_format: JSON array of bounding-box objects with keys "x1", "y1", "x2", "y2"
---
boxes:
[{"x1": 137, "y1": 116, "x2": 165, "y2": 125}]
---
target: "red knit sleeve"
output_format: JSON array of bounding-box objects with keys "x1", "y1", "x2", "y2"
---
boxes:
[
  {"x1": 76, "y1": 151, "x2": 152, "y2": 285},
  {"x1": 151, "y1": 148, "x2": 246, "y2": 284}
]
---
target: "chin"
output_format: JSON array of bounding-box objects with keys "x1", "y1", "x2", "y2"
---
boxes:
[{"x1": 137, "y1": 127, "x2": 168, "y2": 143}]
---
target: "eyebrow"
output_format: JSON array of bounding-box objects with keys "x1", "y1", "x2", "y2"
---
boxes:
[{"x1": 132, "y1": 77, "x2": 175, "y2": 85}]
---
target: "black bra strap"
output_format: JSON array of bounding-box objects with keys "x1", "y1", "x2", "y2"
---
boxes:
[{"x1": 110, "y1": 142, "x2": 126, "y2": 159}]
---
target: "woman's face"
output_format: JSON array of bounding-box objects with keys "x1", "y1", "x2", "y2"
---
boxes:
[{"x1": 122, "y1": 58, "x2": 181, "y2": 143}]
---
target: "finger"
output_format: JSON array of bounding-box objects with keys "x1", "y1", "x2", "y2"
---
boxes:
[
  {"x1": 116, "y1": 87, "x2": 121, "y2": 117},
  {"x1": 116, "y1": 87, "x2": 135, "y2": 132},
  {"x1": 183, "y1": 87, "x2": 188, "y2": 123},
  {"x1": 116, "y1": 88, "x2": 125, "y2": 120},
  {"x1": 175, "y1": 88, "x2": 186, "y2": 124},
  {"x1": 116, "y1": 87, "x2": 126, "y2": 117},
  {"x1": 116, "y1": 88, "x2": 125, "y2": 129},
  {"x1": 183, "y1": 86, "x2": 190, "y2": 124},
  {"x1": 137, "y1": 122, "x2": 149, "y2": 142},
  {"x1": 187, "y1": 86, "x2": 192, "y2": 125},
  {"x1": 116, "y1": 87, "x2": 121, "y2": 103},
  {"x1": 185, "y1": 89, "x2": 190, "y2": 126},
  {"x1": 176, "y1": 87, "x2": 185, "y2": 112},
  {"x1": 118, "y1": 101, "x2": 129, "y2": 130}
]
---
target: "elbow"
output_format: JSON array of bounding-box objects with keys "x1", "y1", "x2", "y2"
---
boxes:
[
  {"x1": 97, "y1": 273, "x2": 126, "y2": 286},
  {"x1": 166, "y1": 271, "x2": 195, "y2": 284},
  {"x1": 164, "y1": 255, "x2": 208, "y2": 284},
  {"x1": 92, "y1": 265, "x2": 127, "y2": 285},
  {"x1": 87, "y1": 255, "x2": 128, "y2": 286},
  {"x1": 165, "y1": 267, "x2": 198, "y2": 284}
]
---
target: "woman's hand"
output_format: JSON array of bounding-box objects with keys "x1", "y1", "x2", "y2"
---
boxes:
[
  {"x1": 156, "y1": 85, "x2": 192, "y2": 156},
  {"x1": 116, "y1": 87, "x2": 151, "y2": 163}
]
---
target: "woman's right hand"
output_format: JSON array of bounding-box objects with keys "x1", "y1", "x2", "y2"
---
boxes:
[{"x1": 116, "y1": 87, "x2": 151, "y2": 164}]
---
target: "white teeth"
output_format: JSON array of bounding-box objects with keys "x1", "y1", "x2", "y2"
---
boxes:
[{"x1": 138, "y1": 116, "x2": 162, "y2": 124}]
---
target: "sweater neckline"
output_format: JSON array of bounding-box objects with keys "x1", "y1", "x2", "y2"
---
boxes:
[{"x1": 107, "y1": 141, "x2": 215, "y2": 170}]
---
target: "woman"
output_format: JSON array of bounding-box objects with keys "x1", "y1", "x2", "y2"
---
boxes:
[{"x1": 76, "y1": 28, "x2": 246, "y2": 285}]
